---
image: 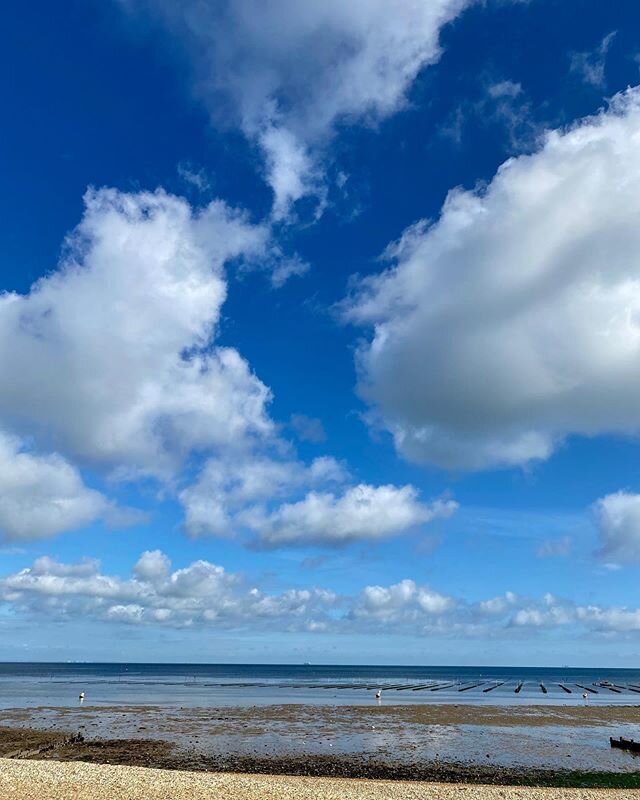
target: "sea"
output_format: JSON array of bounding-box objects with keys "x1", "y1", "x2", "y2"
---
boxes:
[{"x1": 1, "y1": 662, "x2": 639, "y2": 709}]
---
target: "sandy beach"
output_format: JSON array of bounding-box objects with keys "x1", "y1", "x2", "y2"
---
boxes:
[{"x1": 0, "y1": 759, "x2": 636, "y2": 800}]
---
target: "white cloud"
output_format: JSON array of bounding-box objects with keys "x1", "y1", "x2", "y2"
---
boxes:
[
  {"x1": 125, "y1": 0, "x2": 471, "y2": 215},
  {"x1": 346, "y1": 87, "x2": 640, "y2": 470},
  {"x1": 594, "y1": 491, "x2": 640, "y2": 563},
  {"x1": 570, "y1": 31, "x2": 616, "y2": 89},
  {"x1": 0, "y1": 552, "x2": 462, "y2": 632},
  {"x1": 0, "y1": 188, "x2": 273, "y2": 478},
  {"x1": 4, "y1": 552, "x2": 640, "y2": 638},
  {"x1": 513, "y1": 600, "x2": 640, "y2": 633},
  {"x1": 441, "y1": 76, "x2": 539, "y2": 153},
  {"x1": 133, "y1": 550, "x2": 171, "y2": 582},
  {"x1": 479, "y1": 591, "x2": 518, "y2": 614},
  {"x1": 30, "y1": 556, "x2": 101, "y2": 578},
  {"x1": 268, "y1": 252, "x2": 310, "y2": 288},
  {"x1": 247, "y1": 485, "x2": 457, "y2": 547},
  {"x1": 0, "y1": 186, "x2": 448, "y2": 547},
  {"x1": 180, "y1": 454, "x2": 349, "y2": 538},
  {"x1": 0, "y1": 432, "x2": 110, "y2": 542},
  {"x1": 177, "y1": 162, "x2": 210, "y2": 192},
  {"x1": 0, "y1": 552, "x2": 336, "y2": 630},
  {"x1": 512, "y1": 605, "x2": 573, "y2": 628},
  {"x1": 575, "y1": 605, "x2": 640, "y2": 632},
  {"x1": 352, "y1": 579, "x2": 454, "y2": 624},
  {"x1": 259, "y1": 126, "x2": 320, "y2": 220},
  {"x1": 181, "y1": 451, "x2": 452, "y2": 549}
]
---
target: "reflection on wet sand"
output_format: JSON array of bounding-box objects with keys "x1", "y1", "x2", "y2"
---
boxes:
[{"x1": 1, "y1": 703, "x2": 639, "y2": 774}]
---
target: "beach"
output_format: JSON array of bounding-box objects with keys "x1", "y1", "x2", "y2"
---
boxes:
[
  {"x1": 2, "y1": 663, "x2": 640, "y2": 789},
  {"x1": 1, "y1": 759, "x2": 637, "y2": 800},
  {"x1": 1, "y1": 702, "x2": 640, "y2": 789}
]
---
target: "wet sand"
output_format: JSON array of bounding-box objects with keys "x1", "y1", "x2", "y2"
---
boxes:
[
  {"x1": 4, "y1": 701, "x2": 640, "y2": 729},
  {"x1": 1, "y1": 704, "x2": 639, "y2": 787},
  {"x1": 0, "y1": 759, "x2": 635, "y2": 800}
]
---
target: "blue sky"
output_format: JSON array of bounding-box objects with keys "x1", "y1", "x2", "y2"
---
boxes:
[{"x1": 2, "y1": 0, "x2": 640, "y2": 665}]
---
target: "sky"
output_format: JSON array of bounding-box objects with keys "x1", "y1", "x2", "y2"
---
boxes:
[{"x1": 2, "y1": 0, "x2": 640, "y2": 666}]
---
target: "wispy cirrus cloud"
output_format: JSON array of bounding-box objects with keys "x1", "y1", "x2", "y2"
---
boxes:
[{"x1": 570, "y1": 31, "x2": 616, "y2": 89}]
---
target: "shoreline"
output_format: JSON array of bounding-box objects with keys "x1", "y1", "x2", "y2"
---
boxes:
[
  {"x1": 3, "y1": 700, "x2": 639, "y2": 723},
  {"x1": 1, "y1": 712, "x2": 640, "y2": 789}
]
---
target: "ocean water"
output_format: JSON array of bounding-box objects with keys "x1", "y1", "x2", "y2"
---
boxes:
[{"x1": 1, "y1": 662, "x2": 639, "y2": 709}]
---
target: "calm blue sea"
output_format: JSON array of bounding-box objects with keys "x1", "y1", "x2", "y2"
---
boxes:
[{"x1": 1, "y1": 663, "x2": 639, "y2": 708}]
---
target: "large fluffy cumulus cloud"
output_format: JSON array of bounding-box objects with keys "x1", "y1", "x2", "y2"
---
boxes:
[
  {"x1": 347, "y1": 87, "x2": 640, "y2": 470},
  {"x1": 0, "y1": 188, "x2": 272, "y2": 478},
  {"x1": 124, "y1": 0, "x2": 470, "y2": 215},
  {"x1": 0, "y1": 187, "x2": 444, "y2": 546}
]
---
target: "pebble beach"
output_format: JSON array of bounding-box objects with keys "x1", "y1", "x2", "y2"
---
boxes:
[{"x1": 0, "y1": 759, "x2": 635, "y2": 800}]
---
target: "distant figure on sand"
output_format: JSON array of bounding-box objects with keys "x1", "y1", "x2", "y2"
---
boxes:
[
  {"x1": 79, "y1": 692, "x2": 85, "y2": 704},
  {"x1": 582, "y1": 692, "x2": 588, "y2": 704},
  {"x1": 375, "y1": 689, "x2": 382, "y2": 701}
]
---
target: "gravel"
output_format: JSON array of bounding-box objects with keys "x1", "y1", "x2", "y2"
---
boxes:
[{"x1": 0, "y1": 759, "x2": 632, "y2": 800}]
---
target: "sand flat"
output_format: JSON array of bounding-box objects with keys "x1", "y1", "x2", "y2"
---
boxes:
[
  {"x1": 2, "y1": 704, "x2": 640, "y2": 778},
  {"x1": 4, "y1": 702, "x2": 640, "y2": 729},
  {"x1": 0, "y1": 759, "x2": 634, "y2": 800}
]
